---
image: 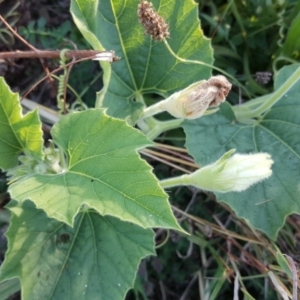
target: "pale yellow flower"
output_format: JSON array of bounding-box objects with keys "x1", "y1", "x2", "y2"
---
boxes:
[{"x1": 186, "y1": 150, "x2": 273, "y2": 193}]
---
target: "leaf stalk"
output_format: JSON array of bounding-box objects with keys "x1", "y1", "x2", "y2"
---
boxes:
[{"x1": 233, "y1": 64, "x2": 300, "y2": 120}]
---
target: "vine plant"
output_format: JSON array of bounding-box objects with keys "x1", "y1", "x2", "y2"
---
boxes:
[{"x1": 0, "y1": 0, "x2": 300, "y2": 299}]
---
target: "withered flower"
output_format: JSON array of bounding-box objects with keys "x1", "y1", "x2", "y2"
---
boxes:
[
  {"x1": 137, "y1": 0, "x2": 170, "y2": 41},
  {"x1": 160, "y1": 75, "x2": 232, "y2": 119}
]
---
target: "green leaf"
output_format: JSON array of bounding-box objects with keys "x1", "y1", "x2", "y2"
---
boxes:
[
  {"x1": 183, "y1": 64, "x2": 300, "y2": 239},
  {"x1": 9, "y1": 109, "x2": 182, "y2": 231},
  {"x1": 0, "y1": 278, "x2": 20, "y2": 300},
  {"x1": 281, "y1": 11, "x2": 300, "y2": 59},
  {"x1": 275, "y1": 247, "x2": 293, "y2": 279},
  {"x1": 71, "y1": 0, "x2": 213, "y2": 122},
  {"x1": 0, "y1": 200, "x2": 155, "y2": 300},
  {"x1": 0, "y1": 77, "x2": 43, "y2": 170}
]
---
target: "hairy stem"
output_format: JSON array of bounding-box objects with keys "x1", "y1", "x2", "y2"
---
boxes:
[
  {"x1": 159, "y1": 174, "x2": 188, "y2": 189},
  {"x1": 140, "y1": 101, "x2": 165, "y2": 119},
  {"x1": 147, "y1": 118, "x2": 184, "y2": 140}
]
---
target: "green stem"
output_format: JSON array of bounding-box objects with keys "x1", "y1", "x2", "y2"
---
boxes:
[
  {"x1": 163, "y1": 39, "x2": 249, "y2": 97},
  {"x1": 230, "y1": 0, "x2": 246, "y2": 39},
  {"x1": 136, "y1": 118, "x2": 151, "y2": 133},
  {"x1": 234, "y1": 64, "x2": 300, "y2": 120},
  {"x1": 140, "y1": 101, "x2": 164, "y2": 119},
  {"x1": 236, "y1": 94, "x2": 270, "y2": 109},
  {"x1": 147, "y1": 118, "x2": 184, "y2": 140},
  {"x1": 51, "y1": 74, "x2": 84, "y2": 108},
  {"x1": 155, "y1": 230, "x2": 170, "y2": 249},
  {"x1": 159, "y1": 174, "x2": 188, "y2": 189},
  {"x1": 79, "y1": 71, "x2": 102, "y2": 98},
  {"x1": 247, "y1": 22, "x2": 278, "y2": 38},
  {"x1": 136, "y1": 93, "x2": 152, "y2": 132},
  {"x1": 243, "y1": 52, "x2": 268, "y2": 94},
  {"x1": 272, "y1": 56, "x2": 299, "y2": 74},
  {"x1": 232, "y1": 94, "x2": 271, "y2": 119}
]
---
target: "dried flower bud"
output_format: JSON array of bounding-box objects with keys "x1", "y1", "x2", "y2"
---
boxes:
[
  {"x1": 159, "y1": 75, "x2": 232, "y2": 119},
  {"x1": 137, "y1": 0, "x2": 170, "y2": 41},
  {"x1": 255, "y1": 71, "x2": 272, "y2": 85},
  {"x1": 184, "y1": 150, "x2": 273, "y2": 193}
]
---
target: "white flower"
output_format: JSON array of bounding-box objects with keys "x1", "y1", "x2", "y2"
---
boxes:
[{"x1": 186, "y1": 150, "x2": 273, "y2": 193}]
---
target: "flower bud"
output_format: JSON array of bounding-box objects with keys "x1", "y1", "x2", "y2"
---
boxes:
[
  {"x1": 185, "y1": 150, "x2": 273, "y2": 193},
  {"x1": 159, "y1": 75, "x2": 232, "y2": 119}
]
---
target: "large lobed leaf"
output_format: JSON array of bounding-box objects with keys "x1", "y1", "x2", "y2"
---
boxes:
[
  {"x1": 0, "y1": 77, "x2": 43, "y2": 170},
  {"x1": 183, "y1": 64, "x2": 300, "y2": 239},
  {"x1": 71, "y1": 0, "x2": 213, "y2": 123},
  {"x1": 9, "y1": 109, "x2": 182, "y2": 232},
  {"x1": 0, "y1": 200, "x2": 155, "y2": 300}
]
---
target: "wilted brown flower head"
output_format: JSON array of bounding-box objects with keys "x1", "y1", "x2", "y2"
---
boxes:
[
  {"x1": 137, "y1": 0, "x2": 170, "y2": 41},
  {"x1": 206, "y1": 75, "x2": 232, "y2": 107},
  {"x1": 160, "y1": 75, "x2": 232, "y2": 119}
]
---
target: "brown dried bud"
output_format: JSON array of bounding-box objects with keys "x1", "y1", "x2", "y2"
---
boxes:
[
  {"x1": 159, "y1": 75, "x2": 232, "y2": 119},
  {"x1": 255, "y1": 71, "x2": 272, "y2": 85},
  {"x1": 137, "y1": 0, "x2": 170, "y2": 41},
  {"x1": 206, "y1": 75, "x2": 232, "y2": 107}
]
